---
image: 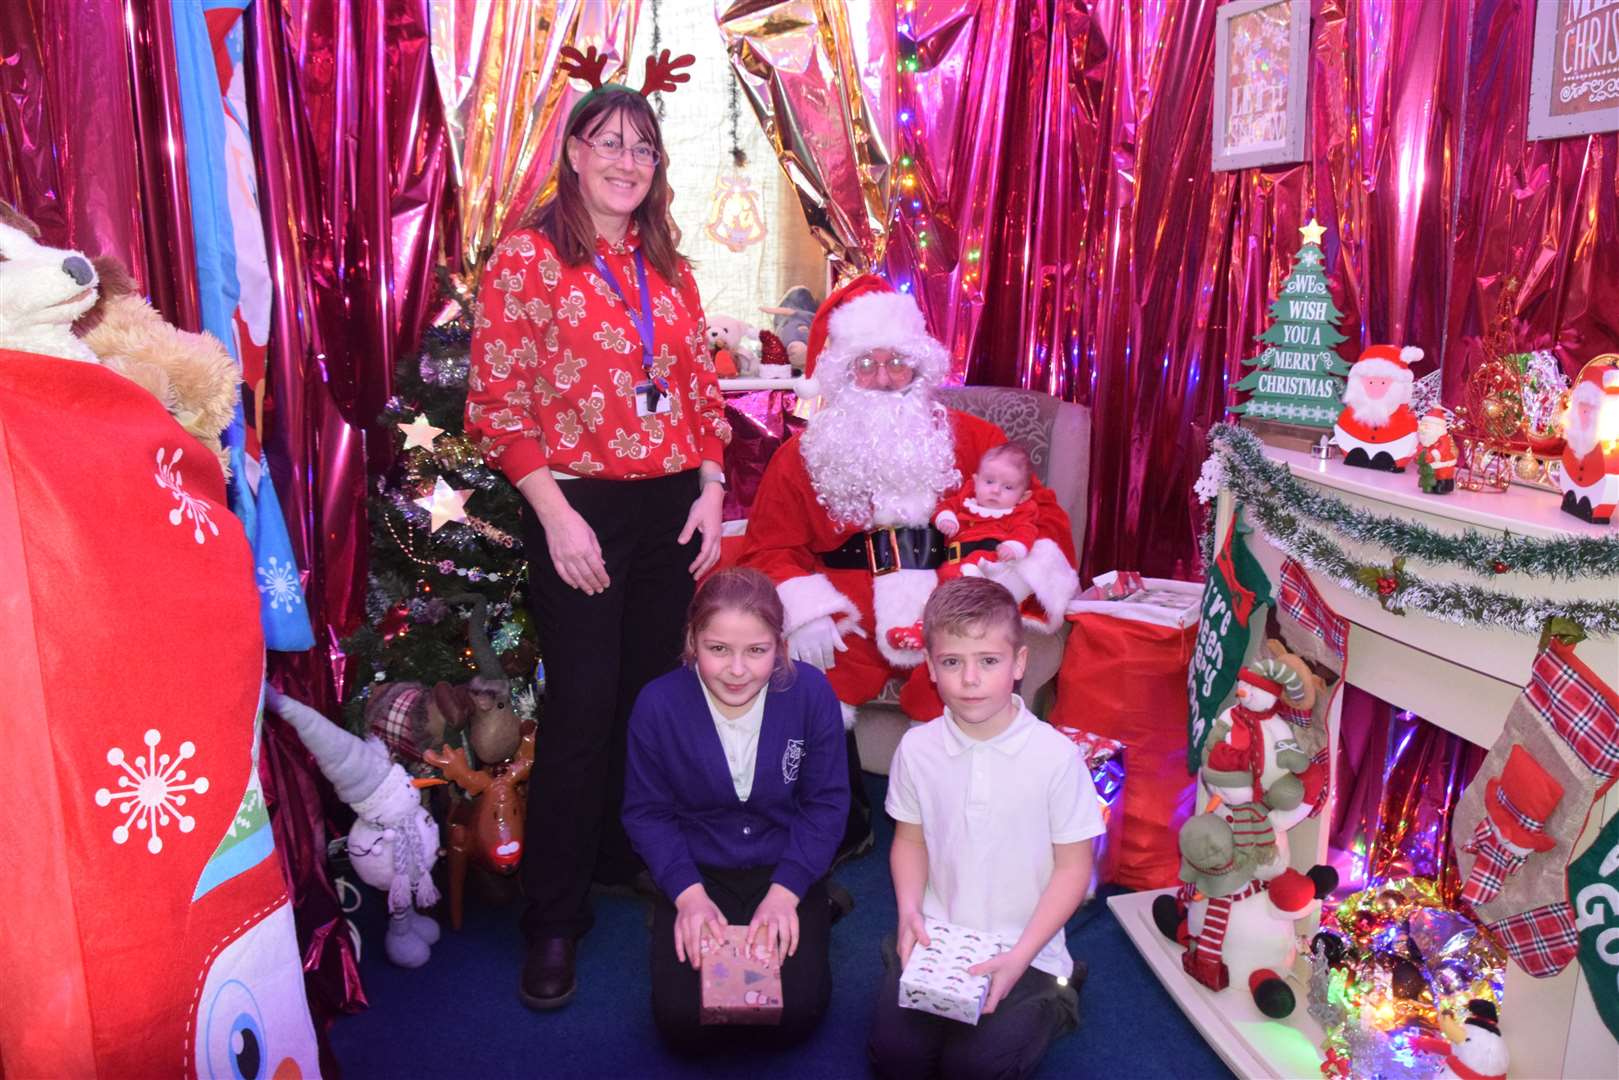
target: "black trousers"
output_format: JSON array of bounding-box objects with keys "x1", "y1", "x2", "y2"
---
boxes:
[
  {"x1": 868, "y1": 936, "x2": 1080, "y2": 1080},
  {"x1": 650, "y1": 865, "x2": 833, "y2": 1054},
  {"x1": 519, "y1": 470, "x2": 699, "y2": 940}
]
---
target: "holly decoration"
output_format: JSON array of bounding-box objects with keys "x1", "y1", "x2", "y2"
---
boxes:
[
  {"x1": 1538, "y1": 616, "x2": 1589, "y2": 651},
  {"x1": 1354, "y1": 556, "x2": 1409, "y2": 614}
]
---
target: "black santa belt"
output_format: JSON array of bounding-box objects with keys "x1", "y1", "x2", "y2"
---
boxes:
[{"x1": 819, "y1": 526, "x2": 998, "y2": 575}]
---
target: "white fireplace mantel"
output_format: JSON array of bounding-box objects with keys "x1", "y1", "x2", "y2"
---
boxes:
[{"x1": 1112, "y1": 445, "x2": 1619, "y2": 1080}]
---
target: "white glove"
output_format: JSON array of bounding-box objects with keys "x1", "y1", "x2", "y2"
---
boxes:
[{"x1": 788, "y1": 614, "x2": 848, "y2": 670}]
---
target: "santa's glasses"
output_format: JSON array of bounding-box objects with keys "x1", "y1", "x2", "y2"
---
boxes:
[{"x1": 853, "y1": 353, "x2": 916, "y2": 374}]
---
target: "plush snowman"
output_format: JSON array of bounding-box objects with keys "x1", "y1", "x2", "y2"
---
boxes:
[
  {"x1": 1416, "y1": 999, "x2": 1508, "y2": 1080},
  {"x1": 267, "y1": 688, "x2": 442, "y2": 967},
  {"x1": 1200, "y1": 659, "x2": 1317, "y2": 879}
]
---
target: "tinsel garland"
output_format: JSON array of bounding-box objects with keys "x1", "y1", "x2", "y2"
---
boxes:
[
  {"x1": 1241, "y1": 486, "x2": 1619, "y2": 637},
  {"x1": 1209, "y1": 424, "x2": 1619, "y2": 580}
]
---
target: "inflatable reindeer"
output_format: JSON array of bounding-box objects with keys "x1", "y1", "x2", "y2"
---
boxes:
[{"x1": 423, "y1": 723, "x2": 535, "y2": 929}]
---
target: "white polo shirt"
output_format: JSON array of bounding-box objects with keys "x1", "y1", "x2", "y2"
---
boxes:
[{"x1": 885, "y1": 696, "x2": 1105, "y2": 979}]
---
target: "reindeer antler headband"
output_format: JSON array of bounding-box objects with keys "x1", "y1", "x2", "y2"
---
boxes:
[{"x1": 558, "y1": 45, "x2": 695, "y2": 127}]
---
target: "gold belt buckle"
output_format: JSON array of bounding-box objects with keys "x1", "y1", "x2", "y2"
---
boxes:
[
  {"x1": 865, "y1": 528, "x2": 902, "y2": 576},
  {"x1": 946, "y1": 541, "x2": 963, "y2": 563}
]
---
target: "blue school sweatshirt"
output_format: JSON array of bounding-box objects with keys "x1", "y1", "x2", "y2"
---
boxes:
[{"x1": 622, "y1": 661, "x2": 850, "y2": 902}]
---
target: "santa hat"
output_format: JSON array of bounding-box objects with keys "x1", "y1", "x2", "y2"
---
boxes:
[
  {"x1": 1422, "y1": 407, "x2": 1448, "y2": 422},
  {"x1": 1350, "y1": 344, "x2": 1422, "y2": 384},
  {"x1": 1484, "y1": 744, "x2": 1563, "y2": 853},
  {"x1": 795, "y1": 274, "x2": 951, "y2": 399},
  {"x1": 1238, "y1": 658, "x2": 1306, "y2": 703},
  {"x1": 1570, "y1": 362, "x2": 1619, "y2": 409},
  {"x1": 1266, "y1": 868, "x2": 1320, "y2": 920}
]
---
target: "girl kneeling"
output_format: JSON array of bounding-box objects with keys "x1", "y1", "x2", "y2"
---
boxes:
[{"x1": 623, "y1": 568, "x2": 851, "y2": 1052}]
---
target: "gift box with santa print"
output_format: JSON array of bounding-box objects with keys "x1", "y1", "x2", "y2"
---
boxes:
[
  {"x1": 699, "y1": 925, "x2": 784, "y2": 1025},
  {"x1": 898, "y1": 919, "x2": 1012, "y2": 1025}
]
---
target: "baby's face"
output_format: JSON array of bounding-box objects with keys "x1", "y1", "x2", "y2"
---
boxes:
[{"x1": 972, "y1": 457, "x2": 1029, "y2": 509}]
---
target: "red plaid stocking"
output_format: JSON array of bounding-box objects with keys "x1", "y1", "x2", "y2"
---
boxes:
[{"x1": 1455, "y1": 643, "x2": 1619, "y2": 978}]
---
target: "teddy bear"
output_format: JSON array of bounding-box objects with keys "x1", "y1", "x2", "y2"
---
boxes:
[
  {"x1": 77, "y1": 258, "x2": 239, "y2": 478},
  {"x1": 0, "y1": 200, "x2": 103, "y2": 363},
  {"x1": 0, "y1": 201, "x2": 239, "y2": 478},
  {"x1": 707, "y1": 314, "x2": 760, "y2": 377}
]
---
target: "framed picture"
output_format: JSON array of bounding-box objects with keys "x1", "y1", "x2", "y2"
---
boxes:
[
  {"x1": 1212, "y1": 0, "x2": 1311, "y2": 172},
  {"x1": 1528, "y1": 0, "x2": 1619, "y2": 141}
]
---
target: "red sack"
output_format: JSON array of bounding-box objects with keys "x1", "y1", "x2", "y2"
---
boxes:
[
  {"x1": 1052, "y1": 580, "x2": 1200, "y2": 890},
  {"x1": 0, "y1": 353, "x2": 318, "y2": 1077}
]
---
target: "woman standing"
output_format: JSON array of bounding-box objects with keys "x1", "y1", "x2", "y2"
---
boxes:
[{"x1": 465, "y1": 55, "x2": 730, "y2": 1009}]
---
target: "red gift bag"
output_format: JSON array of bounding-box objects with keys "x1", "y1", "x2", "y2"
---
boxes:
[
  {"x1": 0, "y1": 352, "x2": 318, "y2": 1077},
  {"x1": 1052, "y1": 578, "x2": 1200, "y2": 890}
]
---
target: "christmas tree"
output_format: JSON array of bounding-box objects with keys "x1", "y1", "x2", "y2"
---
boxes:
[
  {"x1": 1230, "y1": 219, "x2": 1350, "y2": 428},
  {"x1": 341, "y1": 279, "x2": 539, "y2": 730}
]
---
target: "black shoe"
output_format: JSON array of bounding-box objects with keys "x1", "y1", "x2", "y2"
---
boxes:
[
  {"x1": 1067, "y1": 959, "x2": 1089, "y2": 995},
  {"x1": 825, "y1": 880, "x2": 856, "y2": 925},
  {"x1": 520, "y1": 937, "x2": 577, "y2": 1011}
]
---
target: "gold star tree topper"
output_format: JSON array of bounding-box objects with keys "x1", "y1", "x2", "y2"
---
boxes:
[
  {"x1": 414, "y1": 476, "x2": 472, "y2": 532},
  {"x1": 1299, "y1": 217, "x2": 1327, "y2": 246},
  {"x1": 398, "y1": 413, "x2": 445, "y2": 451}
]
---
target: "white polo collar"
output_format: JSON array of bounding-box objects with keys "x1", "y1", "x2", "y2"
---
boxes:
[{"x1": 940, "y1": 696, "x2": 1037, "y2": 757}]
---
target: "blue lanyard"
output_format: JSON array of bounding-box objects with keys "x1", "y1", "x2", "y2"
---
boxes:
[{"x1": 592, "y1": 249, "x2": 663, "y2": 387}]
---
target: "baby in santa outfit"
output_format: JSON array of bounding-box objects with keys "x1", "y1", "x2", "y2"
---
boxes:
[{"x1": 933, "y1": 442, "x2": 1041, "y2": 581}]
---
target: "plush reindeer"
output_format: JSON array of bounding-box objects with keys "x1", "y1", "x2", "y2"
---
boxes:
[
  {"x1": 423, "y1": 722, "x2": 535, "y2": 930},
  {"x1": 365, "y1": 593, "x2": 522, "y2": 769}
]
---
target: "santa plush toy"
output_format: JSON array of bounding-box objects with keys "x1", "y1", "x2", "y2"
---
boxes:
[
  {"x1": 1332, "y1": 345, "x2": 1423, "y2": 471},
  {"x1": 739, "y1": 275, "x2": 1078, "y2": 724},
  {"x1": 1558, "y1": 363, "x2": 1619, "y2": 525}
]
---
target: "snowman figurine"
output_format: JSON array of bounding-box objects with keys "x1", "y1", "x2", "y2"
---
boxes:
[
  {"x1": 1199, "y1": 658, "x2": 1316, "y2": 879},
  {"x1": 1415, "y1": 999, "x2": 1508, "y2": 1080}
]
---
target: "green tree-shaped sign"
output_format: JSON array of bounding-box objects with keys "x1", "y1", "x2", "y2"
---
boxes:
[{"x1": 1230, "y1": 219, "x2": 1349, "y2": 429}]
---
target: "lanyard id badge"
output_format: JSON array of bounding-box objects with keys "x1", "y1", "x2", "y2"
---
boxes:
[{"x1": 593, "y1": 250, "x2": 670, "y2": 417}]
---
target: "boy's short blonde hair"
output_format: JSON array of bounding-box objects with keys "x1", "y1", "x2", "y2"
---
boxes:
[{"x1": 922, "y1": 577, "x2": 1025, "y2": 651}]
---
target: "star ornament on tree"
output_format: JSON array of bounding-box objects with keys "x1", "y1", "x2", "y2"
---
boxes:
[
  {"x1": 398, "y1": 413, "x2": 445, "y2": 451},
  {"x1": 414, "y1": 476, "x2": 472, "y2": 533},
  {"x1": 1299, "y1": 217, "x2": 1327, "y2": 246}
]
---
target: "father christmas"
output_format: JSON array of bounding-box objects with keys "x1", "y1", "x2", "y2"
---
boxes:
[{"x1": 738, "y1": 276, "x2": 1077, "y2": 724}]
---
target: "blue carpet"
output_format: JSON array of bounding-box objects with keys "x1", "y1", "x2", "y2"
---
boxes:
[{"x1": 329, "y1": 773, "x2": 1233, "y2": 1078}]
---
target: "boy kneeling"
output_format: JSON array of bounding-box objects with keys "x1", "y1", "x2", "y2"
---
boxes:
[{"x1": 869, "y1": 578, "x2": 1103, "y2": 1079}]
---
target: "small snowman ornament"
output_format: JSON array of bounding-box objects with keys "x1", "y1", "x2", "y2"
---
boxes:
[{"x1": 1416, "y1": 999, "x2": 1508, "y2": 1080}]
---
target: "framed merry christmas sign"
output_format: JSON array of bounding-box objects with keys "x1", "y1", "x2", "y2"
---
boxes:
[
  {"x1": 1528, "y1": 0, "x2": 1619, "y2": 140},
  {"x1": 1212, "y1": 0, "x2": 1312, "y2": 171}
]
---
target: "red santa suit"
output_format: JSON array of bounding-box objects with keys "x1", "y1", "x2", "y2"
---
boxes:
[
  {"x1": 933, "y1": 487, "x2": 1041, "y2": 580},
  {"x1": 1332, "y1": 345, "x2": 1423, "y2": 470},
  {"x1": 740, "y1": 276, "x2": 1077, "y2": 723},
  {"x1": 740, "y1": 410, "x2": 1076, "y2": 719},
  {"x1": 1421, "y1": 433, "x2": 1458, "y2": 481},
  {"x1": 1560, "y1": 368, "x2": 1619, "y2": 524}
]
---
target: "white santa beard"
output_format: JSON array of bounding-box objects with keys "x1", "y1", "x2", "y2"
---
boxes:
[
  {"x1": 1566, "y1": 408, "x2": 1598, "y2": 458},
  {"x1": 1341, "y1": 375, "x2": 1407, "y2": 427},
  {"x1": 801, "y1": 385, "x2": 960, "y2": 528}
]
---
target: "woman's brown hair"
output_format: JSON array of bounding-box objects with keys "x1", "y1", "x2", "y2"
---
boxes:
[
  {"x1": 531, "y1": 90, "x2": 685, "y2": 285},
  {"x1": 683, "y1": 568, "x2": 796, "y2": 687}
]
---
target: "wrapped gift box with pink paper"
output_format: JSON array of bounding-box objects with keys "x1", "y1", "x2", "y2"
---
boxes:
[{"x1": 699, "y1": 926, "x2": 784, "y2": 1026}]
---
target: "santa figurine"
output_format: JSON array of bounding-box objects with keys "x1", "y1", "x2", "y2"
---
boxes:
[
  {"x1": 1331, "y1": 345, "x2": 1423, "y2": 471},
  {"x1": 738, "y1": 275, "x2": 1079, "y2": 725},
  {"x1": 1558, "y1": 363, "x2": 1619, "y2": 525},
  {"x1": 1416, "y1": 407, "x2": 1458, "y2": 494}
]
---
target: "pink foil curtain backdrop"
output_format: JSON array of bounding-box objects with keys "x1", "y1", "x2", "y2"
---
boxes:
[
  {"x1": 0, "y1": 0, "x2": 201, "y2": 329},
  {"x1": 732, "y1": 0, "x2": 1615, "y2": 579}
]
